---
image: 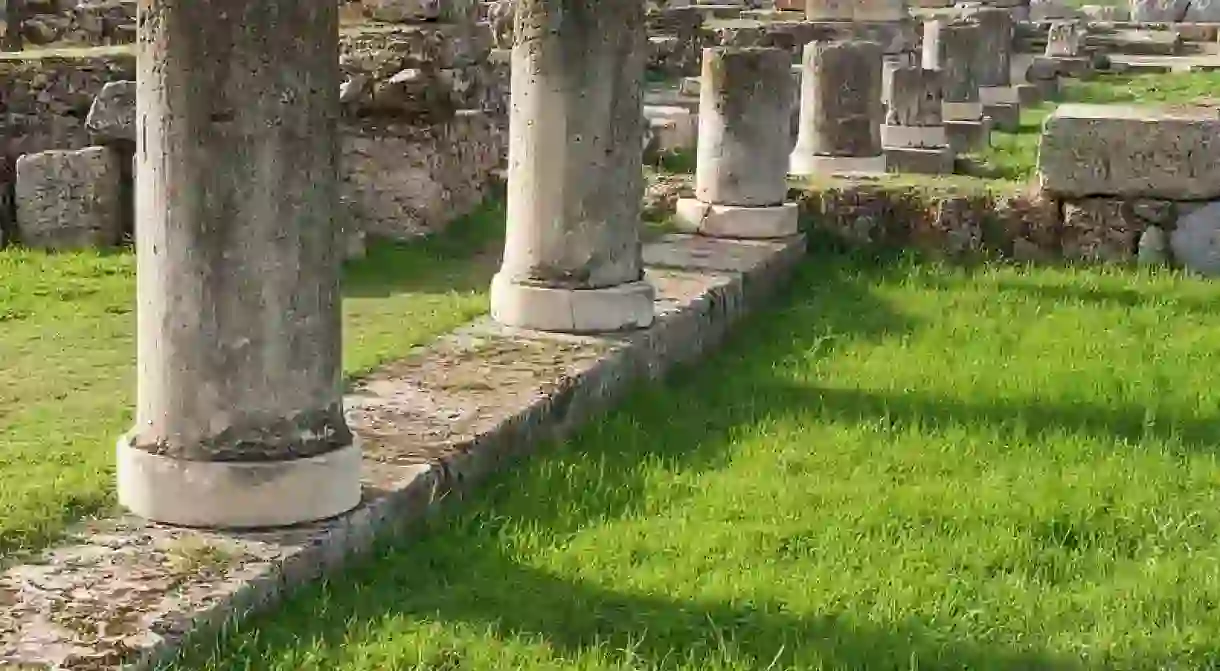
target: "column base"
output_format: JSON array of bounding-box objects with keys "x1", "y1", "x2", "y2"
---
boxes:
[
  {"x1": 117, "y1": 435, "x2": 363, "y2": 529},
  {"x1": 789, "y1": 152, "x2": 887, "y2": 177},
  {"x1": 490, "y1": 273, "x2": 656, "y2": 333},
  {"x1": 880, "y1": 124, "x2": 948, "y2": 149},
  {"x1": 674, "y1": 199, "x2": 801, "y2": 239},
  {"x1": 942, "y1": 101, "x2": 983, "y2": 122}
]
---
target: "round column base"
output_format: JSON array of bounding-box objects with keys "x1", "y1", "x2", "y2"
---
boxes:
[
  {"x1": 117, "y1": 435, "x2": 363, "y2": 529},
  {"x1": 674, "y1": 199, "x2": 801, "y2": 239},
  {"x1": 789, "y1": 152, "x2": 887, "y2": 177},
  {"x1": 490, "y1": 273, "x2": 656, "y2": 333}
]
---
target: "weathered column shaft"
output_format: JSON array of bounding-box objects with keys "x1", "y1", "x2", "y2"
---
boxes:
[
  {"x1": 676, "y1": 47, "x2": 799, "y2": 239},
  {"x1": 696, "y1": 47, "x2": 792, "y2": 207},
  {"x1": 1, "y1": 0, "x2": 23, "y2": 51},
  {"x1": 120, "y1": 0, "x2": 360, "y2": 528},
  {"x1": 969, "y1": 7, "x2": 1013, "y2": 89},
  {"x1": 921, "y1": 20, "x2": 982, "y2": 120},
  {"x1": 492, "y1": 0, "x2": 655, "y2": 333},
  {"x1": 789, "y1": 40, "x2": 885, "y2": 175}
]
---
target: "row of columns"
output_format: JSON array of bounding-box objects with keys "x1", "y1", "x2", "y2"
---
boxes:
[
  {"x1": 118, "y1": 0, "x2": 1014, "y2": 529},
  {"x1": 118, "y1": 0, "x2": 806, "y2": 529}
]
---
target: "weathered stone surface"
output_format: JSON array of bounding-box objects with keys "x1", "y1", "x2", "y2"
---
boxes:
[
  {"x1": 1138, "y1": 225, "x2": 1169, "y2": 266},
  {"x1": 967, "y1": 7, "x2": 1013, "y2": 88},
  {"x1": 1060, "y1": 198, "x2": 1144, "y2": 262},
  {"x1": 1039, "y1": 103, "x2": 1220, "y2": 200},
  {"x1": 922, "y1": 19, "x2": 981, "y2": 104},
  {"x1": 1171, "y1": 200, "x2": 1220, "y2": 276},
  {"x1": 85, "y1": 79, "x2": 135, "y2": 143},
  {"x1": 791, "y1": 40, "x2": 884, "y2": 158},
  {"x1": 1129, "y1": 0, "x2": 1189, "y2": 22},
  {"x1": 695, "y1": 47, "x2": 792, "y2": 207},
  {"x1": 363, "y1": 0, "x2": 441, "y2": 21},
  {"x1": 341, "y1": 110, "x2": 501, "y2": 240},
  {"x1": 0, "y1": 50, "x2": 137, "y2": 164},
  {"x1": 1045, "y1": 19, "x2": 1083, "y2": 57},
  {"x1": 885, "y1": 65, "x2": 942, "y2": 127},
  {"x1": 15, "y1": 146, "x2": 122, "y2": 249},
  {"x1": 0, "y1": 231, "x2": 806, "y2": 670}
]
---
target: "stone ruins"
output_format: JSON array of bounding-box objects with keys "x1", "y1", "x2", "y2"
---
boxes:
[{"x1": 5, "y1": 0, "x2": 1220, "y2": 663}]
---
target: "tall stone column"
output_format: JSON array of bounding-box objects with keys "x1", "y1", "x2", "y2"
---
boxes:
[
  {"x1": 675, "y1": 47, "x2": 799, "y2": 239},
  {"x1": 117, "y1": 0, "x2": 362, "y2": 528},
  {"x1": 921, "y1": 19, "x2": 989, "y2": 153},
  {"x1": 491, "y1": 0, "x2": 655, "y2": 333},
  {"x1": 789, "y1": 40, "x2": 886, "y2": 176}
]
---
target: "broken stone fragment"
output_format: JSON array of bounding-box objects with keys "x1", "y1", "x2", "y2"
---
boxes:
[
  {"x1": 85, "y1": 80, "x2": 136, "y2": 144},
  {"x1": 1137, "y1": 225, "x2": 1168, "y2": 267},
  {"x1": 15, "y1": 146, "x2": 124, "y2": 250},
  {"x1": 1170, "y1": 201, "x2": 1220, "y2": 277}
]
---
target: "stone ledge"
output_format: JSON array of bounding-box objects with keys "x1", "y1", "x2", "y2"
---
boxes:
[{"x1": 0, "y1": 232, "x2": 806, "y2": 670}]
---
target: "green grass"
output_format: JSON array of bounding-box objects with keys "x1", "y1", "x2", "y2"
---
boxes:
[
  {"x1": 0, "y1": 203, "x2": 503, "y2": 559},
  {"x1": 977, "y1": 71, "x2": 1220, "y2": 181},
  {"x1": 180, "y1": 253, "x2": 1220, "y2": 671}
]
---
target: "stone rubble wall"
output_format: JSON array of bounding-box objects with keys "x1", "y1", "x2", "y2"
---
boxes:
[
  {"x1": 0, "y1": 10, "x2": 510, "y2": 249},
  {"x1": 5, "y1": 0, "x2": 136, "y2": 48}
]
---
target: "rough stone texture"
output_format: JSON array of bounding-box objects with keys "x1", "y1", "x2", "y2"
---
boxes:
[
  {"x1": 1045, "y1": 19, "x2": 1083, "y2": 57},
  {"x1": 696, "y1": 47, "x2": 792, "y2": 207},
  {"x1": 84, "y1": 79, "x2": 134, "y2": 143},
  {"x1": 363, "y1": 0, "x2": 441, "y2": 21},
  {"x1": 646, "y1": 6, "x2": 709, "y2": 77},
  {"x1": 709, "y1": 18, "x2": 917, "y2": 58},
  {"x1": 131, "y1": 0, "x2": 352, "y2": 467},
  {"x1": 967, "y1": 7, "x2": 1014, "y2": 88},
  {"x1": 497, "y1": 0, "x2": 648, "y2": 291},
  {"x1": 0, "y1": 49, "x2": 136, "y2": 166},
  {"x1": 14, "y1": 145, "x2": 122, "y2": 249},
  {"x1": 0, "y1": 232, "x2": 806, "y2": 670},
  {"x1": 1039, "y1": 103, "x2": 1220, "y2": 200},
  {"x1": 791, "y1": 40, "x2": 884, "y2": 158},
  {"x1": 885, "y1": 65, "x2": 942, "y2": 127},
  {"x1": 922, "y1": 19, "x2": 981, "y2": 104},
  {"x1": 1129, "y1": 0, "x2": 1189, "y2": 22},
  {"x1": 342, "y1": 110, "x2": 502, "y2": 239},
  {"x1": 1060, "y1": 198, "x2": 1146, "y2": 262},
  {"x1": 1170, "y1": 200, "x2": 1220, "y2": 275},
  {"x1": 883, "y1": 146, "x2": 954, "y2": 174}
]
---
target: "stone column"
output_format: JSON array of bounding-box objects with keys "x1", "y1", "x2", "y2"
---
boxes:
[
  {"x1": 921, "y1": 19, "x2": 989, "y2": 153},
  {"x1": 491, "y1": 0, "x2": 655, "y2": 333},
  {"x1": 675, "y1": 47, "x2": 799, "y2": 239},
  {"x1": 117, "y1": 0, "x2": 362, "y2": 528},
  {"x1": 1, "y1": 0, "x2": 23, "y2": 51},
  {"x1": 881, "y1": 65, "x2": 953, "y2": 174},
  {"x1": 969, "y1": 7, "x2": 1020, "y2": 131},
  {"x1": 790, "y1": 40, "x2": 886, "y2": 176}
]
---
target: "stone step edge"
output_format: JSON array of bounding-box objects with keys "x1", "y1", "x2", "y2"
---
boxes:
[{"x1": 0, "y1": 232, "x2": 807, "y2": 671}]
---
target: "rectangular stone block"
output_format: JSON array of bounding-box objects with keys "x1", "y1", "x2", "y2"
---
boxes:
[
  {"x1": 884, "y1": 145, "x2": 955, "y2": 174},
  {"x1": 15, "y1": 146, "x2": 123, "y2": 250},
  {"x1": 945, "y1": 118, "x2": 991, "y2": 153},
  {"x1": 1039, "y1": 103, "x2": 1220, "y2": 200},
  {"x1": 1060, "y1": 198, "x2": 1145, "y2": 262},
  {"x1": 983, "y1": 101, "x2": 1021, "y2": 132}
]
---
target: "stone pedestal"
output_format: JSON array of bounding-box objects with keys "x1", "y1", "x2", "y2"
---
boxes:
[
  {"x1": 881, "y1": 66, "x2": 953, "y2": 174},
  {"x1": 969, "y1": 7, "x2": 1020, "y2": 132},
  {"x1": 790, "y1": 40, "x2": 886, "y2": 176},
  {"x1": 118, "y1": 0, "x2": 361, "y2": 528},
  {"x1": 922, "y1": 20, "x2": 989, "y2": 152},
  {"x1": 491, "y1": 0, "x2": 655, "y2": 333},
  {"x1": 675, "y1": 47, "x2": 799, "y2": 239}
]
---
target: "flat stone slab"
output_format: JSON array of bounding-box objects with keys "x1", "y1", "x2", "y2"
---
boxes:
[
  {"x1": 1038, "y1": 102, "x2": 1220, "y2": 200},
  {"x1": 0, "y1": 233, "x2": 805, "y2": 670}
]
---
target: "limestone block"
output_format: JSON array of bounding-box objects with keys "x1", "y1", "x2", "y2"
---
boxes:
[
  {"x1": 1171, "y1": 201, "x2": 1220, "y2": 276},
  {"x1": 1039, "y1": 103, "x2": 1220, "y2": 200},
  {"x1": 85, "y1": 80, "x2": 135, "y2": 143},
  {"x1": 15, "y1": 146, "x2": 122, "y2": 250},
  {"x1": 1129, "y1": 0, "x2": 1189, "y2": 21}
]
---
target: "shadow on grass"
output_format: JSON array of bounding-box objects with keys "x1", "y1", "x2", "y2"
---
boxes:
[
  {"x1": 342, "y1": 198, "x2": 506, "y2": 299},
  {"x1": 184, "y1": 253, "x2": 1113, "y2": 670}
]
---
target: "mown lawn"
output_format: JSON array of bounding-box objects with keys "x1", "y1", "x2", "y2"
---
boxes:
[
  {"x1": 978, "y1": 70, "x2": 1220, "y2": 181},
  {"x1": 181, "y1": 253, "x2": 1220, "y2": 671},
  {"x1": 0, "y1": 204, "x2": 503, "y2": 559}
]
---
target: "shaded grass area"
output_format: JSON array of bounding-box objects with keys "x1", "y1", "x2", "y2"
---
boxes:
[
  {"x1": 0, "y1": 203, "x2": 503, "y2": 559},
  {"x1": 181, "y1": 253, "x2": 1220, "y2": 670},
  {"x1": 976, "y1": 70, "x2": 1220, "y2": 181}
]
